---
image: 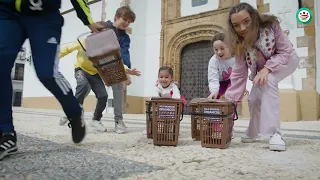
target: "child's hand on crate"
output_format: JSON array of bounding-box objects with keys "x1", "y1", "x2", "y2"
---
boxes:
[
  {"x1": 220, "y1": 95, "x2": 226, "y2": 100},
  {"x1": 207, "y1": 92, "x2": 217, "y2": 99}
]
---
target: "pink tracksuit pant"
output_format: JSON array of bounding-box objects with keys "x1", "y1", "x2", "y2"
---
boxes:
[{"x1": 246, "y1": 53, "x2": 299, "y2": 138}]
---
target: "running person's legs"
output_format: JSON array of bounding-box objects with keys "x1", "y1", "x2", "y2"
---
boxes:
[{"x1": 23, "y1": 11, "x2": 86, "y2": 144}]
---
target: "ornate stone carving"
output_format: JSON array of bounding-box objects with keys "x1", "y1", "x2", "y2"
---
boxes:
[
  {"x1": 160, "y1": 0, "x2": 230, "y2": 86},
  {"x1": 159, "y1": 28, "x2": 165, "y2": 66},
  {"x1": 165, "y1": 7, "x2": 229, "y2": 25},
  {"x1": 164, "y1": 25, "x2": 223, "y2": 85}
]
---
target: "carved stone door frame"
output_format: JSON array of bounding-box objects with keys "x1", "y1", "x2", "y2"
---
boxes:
[
  {"x1": 160, "y1": 1, "x2": 236, "y2": 87},
  {"x1": 164, "y1": 24, "x2": 224, "y2": 84}
]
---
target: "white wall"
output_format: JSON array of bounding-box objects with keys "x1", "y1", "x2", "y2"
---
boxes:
[
  {"x1": 126, "y1": 0, "x2": 148, "y2": 97},
  {"x1": 12, "y1": 81, "x2": 24, "y2": 91},
  {"x1": 129, "y1": 0, "x2": 161, "y2": 97},
  {"x1": 143, "y1": 0, "x2": 161, "y2": 97}
]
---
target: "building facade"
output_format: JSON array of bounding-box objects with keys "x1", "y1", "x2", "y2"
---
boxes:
[
  {"x1": 21, "y1": 0, "x2": 319, "y2": 121},
  {"x1": 12, "y1": 49, "x2": 28, "y2": 107}
]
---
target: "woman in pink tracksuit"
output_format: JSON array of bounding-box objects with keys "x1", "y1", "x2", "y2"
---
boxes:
[{"x1": 225, "y1": 3, "x2": 298, "y2": 151}]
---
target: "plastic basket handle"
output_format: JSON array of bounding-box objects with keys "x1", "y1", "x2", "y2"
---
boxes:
[
  {"x1": 76, "y1": 21, "x2": 120, "y2": 53},
  {"x1": 232, "y1": 102, "x2": 239, "y2": 121},
  {"x1": 189, "y1": 102, "x2": 238, "y2": 120},
  {"x1": 76, "y1": 31, "x2": 92, "y2": 52},
  {"x1": 180, "y1": 104, "x2": 184, "y2": 121},
  {"x1": 146, "y1": 101, "x2": 152, "y2": 121}
]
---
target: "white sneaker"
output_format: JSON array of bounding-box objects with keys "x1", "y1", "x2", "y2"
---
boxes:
[
  {"x1": 143, "y1": 129, "x2": 147, "y2": 135},
  {"x1": 115, "y1": 122, "x2": 127, "y2": 134},
  {"x1": 269, "y1": 133, "x2": 286, "y2": 151},
  {"x1": 241, "y1": 135, "x2": 256, "y2": 143},
  {"x1": 118, "y1": 119, "x2": 127, "y2": 128},
  {"x1": 59, "y1": 117, "x2": 69, "y2": 126},
  {"x1": 91, "y1": 120, "x2": 107, "y2": 132}
]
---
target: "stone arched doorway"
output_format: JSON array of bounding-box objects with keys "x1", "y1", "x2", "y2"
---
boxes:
[
  {"x1": 162, "y1": 25, "x2": 224, "y2": 84},
  {"x1": 180, "y1": 41, "x2": 214, "y2": 114},
  {"x1": 160, "y1": 24, "x2": 223, "y2": 113},
  {"x1": 159, "y1": 7, "x2": 230, "y2": 114}
]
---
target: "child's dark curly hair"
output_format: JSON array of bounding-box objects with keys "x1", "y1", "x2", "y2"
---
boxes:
[{"x1": 158, "y1": 66, "x2": 174, "y2": 77}]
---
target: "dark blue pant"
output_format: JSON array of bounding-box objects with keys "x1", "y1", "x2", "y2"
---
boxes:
[{"x1": 0, "y1": 4, "x2": 82, "y2": 133}]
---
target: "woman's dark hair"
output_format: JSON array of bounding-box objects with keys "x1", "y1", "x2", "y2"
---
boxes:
[{"x1": 158, "y1": 66, "x2": 174, "y2": 77}]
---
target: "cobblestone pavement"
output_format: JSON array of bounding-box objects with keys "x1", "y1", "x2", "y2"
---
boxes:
[
  {"x1": 1, "y1": 107, "x2": 320, "y2": 180},
  {"x1": 0, "y1": 134, "x2": 163, "y2": 180}
]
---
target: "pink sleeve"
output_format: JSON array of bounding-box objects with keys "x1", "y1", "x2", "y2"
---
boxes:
[
  {"x1": 225, "y1": 55, "x2": 248, "y2": 102},
  {"x1": 264, "y1": 22, "x2": 294, "y2": 72}
]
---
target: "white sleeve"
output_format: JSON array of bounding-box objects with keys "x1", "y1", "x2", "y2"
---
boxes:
[
  {"x1": 171, "y1": 85, "x2": 181, "y2": 99},
  {"x1": 208, "y1": 56, "x2": 220, "y2": 94},
  {"x1": 155, "y1": 86, "x2": 160, "y2": 97}
]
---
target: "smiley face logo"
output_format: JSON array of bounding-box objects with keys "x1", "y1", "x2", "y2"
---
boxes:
[{"x1": 296, "y1": 8, "x2": 312, "y2": 24}]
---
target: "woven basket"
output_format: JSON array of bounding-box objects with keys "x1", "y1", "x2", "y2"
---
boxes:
[{"x1": 77, "y1": 29, "x2": 127, "y2": 86}]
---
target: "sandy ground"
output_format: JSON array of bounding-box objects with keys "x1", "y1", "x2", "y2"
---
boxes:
[{"x1": 3, "y1": 107, "x2": 320, "y2": 180}]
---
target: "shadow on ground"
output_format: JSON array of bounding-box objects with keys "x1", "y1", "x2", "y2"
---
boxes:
[{"x1": 0, "y1": 134, "x2": 164, "y2": 180}]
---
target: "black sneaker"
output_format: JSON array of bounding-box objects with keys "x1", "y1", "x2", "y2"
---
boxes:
[
  {"x1": 68, "y1": 108, "x2": 86, "y2": 143},
  {"x1": 0, "y1": 132, "x2": 18, "y2": 160}
]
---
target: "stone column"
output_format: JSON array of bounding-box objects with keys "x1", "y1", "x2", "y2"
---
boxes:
[
  {"x1": 162, "y1": 0, "x2": 181, "y2": 20},
  {"x1": 160, "y1": 0, "x2": 181, "y2": 66},
  {"x1": 298, "y1": 0, "x2": 316, "y2": 90},
  {"x1": 159, "y1": 27, "x2": 165, "y2": 66},
  {"x1": 219, "y1": 0, "x2": 240, "y2": 8},
  {"x1": 256, "y1": 0, "x2": 269, "y2": 13},
  {"x1": 297, "y1": 0, "x2": 319, "y2": 120}
]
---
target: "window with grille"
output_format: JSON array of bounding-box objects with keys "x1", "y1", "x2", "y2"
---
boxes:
[
  {"x1": 14, "y1": 63, "x2": 24, "y2": 81},
  {"x1": 192, "y1": 0, "x2": 208, "y2": 7},
  {"x1": 13, "y1": 91, "x2": 22, "y2": 107}
]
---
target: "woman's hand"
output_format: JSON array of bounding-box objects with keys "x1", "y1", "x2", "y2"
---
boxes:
[
  {"x1": 207, "y1": 92, "x2": 217, "y2": 99},
  {"x1": 253, "y1": 67, "x2": 271, "y2": 86}
]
